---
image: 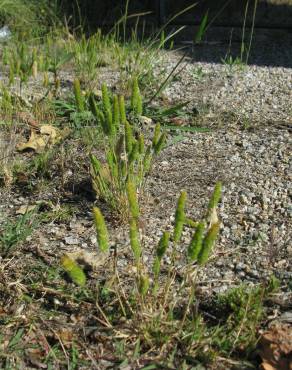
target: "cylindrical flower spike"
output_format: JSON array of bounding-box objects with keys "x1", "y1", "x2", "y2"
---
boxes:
[
  {"x1": 156, "y1": 231, "x2": 170, "y2": 260},
  {"x1": 198, "y1": 222, "x2": 220, "y2": 265},
  {"x1": 152, "y1": 123, "x2": 161, "y2": 148},
  {"x1": 173, "y1": 191, "x2": 187, "y2": 243},
  {"x1": 124, "y1": 121, "x2": 133, "y2": 154},
  {"x1": 113, "y1": 94, "x2": 120, "y2": 128},
  {"x1": 143, "y1": 146, "x2": 152, "y2": 174},
  {"x1": 126, "y1": 181, "x2": 139, "y2": 219},
  {"x1": 128, "y1": 141, "x2": 139, "y2": 165},
  {"x1": 138, "y1": 134, "x2": 145, "y2": 154},
  {"x1": 93, "y1": 207, "x2": 109, "y2": 253},
  {"x1": 131, "y1": 76, "x2": 143, "y2": 115},
  {"x1": 129, "y1": 218, "x2": 141, "y2": 262},
  {"x1": 208, "y1": 182, "x2": 222, "y2": 210},
  {"x1": 187, "y1": 221, "x2": 205, "y2": 262},
  {"x1": 153, "y1": 133, "x2": 166, "y2": 155},
  {"x1": 61, "y1": 255, "x2": 86, "y2": 286},
  {"x1": 105, "y1": 109, "x2": 114, "y2": 137},
  {"x1": 73, "y1": 78, "x2": 84, "y2": 112},
  {"x1": 101, "y1": 83, "x2": 111, "y2": 113},
  {"x1": 138, "y1": 274, "x2": 149, "y2": 297}
]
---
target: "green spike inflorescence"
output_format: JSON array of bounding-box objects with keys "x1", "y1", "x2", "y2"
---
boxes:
[
  {"x1": 138, "y1": 274, "x2": 150, "y2": 297},
  {"x1": 131, "y1": 77, "x2": 143, "y2": 115},
  {"x1": 153, "y1": 132, "x2": 166, "y2": 155},
  {"x1": 101, "y1": 83, "x2": 111, "y2": 113},
  {"x1": 126, "y1": 181, "x2": 139, "y2": 219},
  {"x1": 152, "y1": 123, "x2": 161, "y2": 148},
  {"x1": 156, "y1": 231, "x2": 170, "y2": 260},
  {"x1": 93, "y1": 207, "x2": 109, "y2": 253},
  {"x1": 129, "y1": 218, "x2": 141, "y2": 262},
  {"x1": 198, "y1": 222, "x2": 220, "y2": 265},
  {"x1": 61, "y1": 255, "x2": 86, "y2": 287},
  {"x1": 73, "y1": 78, "x2": 84, "y2": 112},
  {"x1": 124, "y1": 121, "x2": 133, "y2": 154},
  {"x1": 208, "y1": 181, "x2": 222, "y2": 211},
  {"x1": 187, "y1": 221, "x2": 205, "y2": 262},
  {"x1": 138, "y1": 134, "x2": 145, "y2": 154},
  {"x1": 173, "y1": 191, "x2": 187, "y2": 243},
  {"x1": 113, "y1": 94, "x2": 120, "y2": 128}
]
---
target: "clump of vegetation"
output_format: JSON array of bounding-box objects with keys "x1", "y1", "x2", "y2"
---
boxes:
[
  {"x1": 89, "y1": 82, "x2": 166, "y2": 218},
  {"x1": 0, "y1": 208, "x2": 38, "y2": 257},
  {"x1": 0, "y1": 0, "x2": 60, "y2": 37}
]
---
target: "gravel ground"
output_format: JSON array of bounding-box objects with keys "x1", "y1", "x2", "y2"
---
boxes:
[
  {"x1": 144, "y1": 49, "x2": 291, "y2": 296},
  {"x1": 163, "y1": 49, "x2": 292, "y2": 125}
]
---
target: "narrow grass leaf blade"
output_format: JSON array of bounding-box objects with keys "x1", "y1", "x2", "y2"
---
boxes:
[{"x1": 194, "y1": 10, "x2": 209, "y2": 44}]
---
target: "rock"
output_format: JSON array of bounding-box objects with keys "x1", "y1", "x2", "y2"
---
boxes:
[{"x1": 64, "y1": 236, "x2": 80, "y2": 245}]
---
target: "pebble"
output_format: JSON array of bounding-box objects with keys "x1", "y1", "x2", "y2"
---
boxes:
[{"x1": 64, "y1": 236, "x2": 80, "y2": 245}]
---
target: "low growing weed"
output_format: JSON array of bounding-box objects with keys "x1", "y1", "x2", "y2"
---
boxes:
[{"x1": 0, "y1": 208, "x2": 38, "y2": 257}]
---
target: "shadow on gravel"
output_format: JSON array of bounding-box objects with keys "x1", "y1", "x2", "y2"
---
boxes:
[
  {"x1": 177, "y1": 27, "x2": 292, "y2": 69},
  {"x1": 164, "y1": 0, "x2": 292, "y2": 68}
]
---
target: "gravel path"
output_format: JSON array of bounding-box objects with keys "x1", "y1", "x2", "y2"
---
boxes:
[
  {"x1": 142, "y1": 49, "x2": 291, "y2": 295},
  {"x1": 163, "y1": 49, "x2": 292, "y2": 125}
]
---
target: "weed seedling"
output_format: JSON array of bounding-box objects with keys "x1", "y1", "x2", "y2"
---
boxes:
[{"x1": 0, "y1": 208, "x2": 38, "y2": 257}]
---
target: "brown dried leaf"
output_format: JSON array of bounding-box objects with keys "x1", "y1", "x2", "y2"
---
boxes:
[
  {"x1": 258, "y1": 324, "x2": 292, "y2": 370},
  {"x1": 17, "y1": 130, "x2": 47, "y2": 152},
  {"x1": 40, "y1": 125, "x2": 58, "y2": 141},
  {"x1": 16, "y1": 204, "x2": 37, "y2": 215},
  {"x1": 17, "y1": 125, "x2": 64, "y2": 153},
  {"x1": 56, "y1": 328, "x2": 74, "y2": 348},
  {"x1": 66, "y1": 249, "x2": 109, "y2": 270}
]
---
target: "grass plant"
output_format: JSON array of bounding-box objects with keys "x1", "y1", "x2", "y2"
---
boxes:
[
  {"x1": 86, "y1": 181, "x2": 277, "y2": 366},
  {"x1": 0, "y1": 208, "x2": 38, "y2": 257},
  {"x1": 89, "y1": 82, "x2": 166, "y2": 218},
  {"x1": 0, "y1": 0, "x2": 59, "y2": 37}
]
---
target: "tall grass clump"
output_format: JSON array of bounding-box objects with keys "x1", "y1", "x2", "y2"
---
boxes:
[
  {"x1": 91, "y1": 180, "x2": 279, "y2": 366},
  {"x1": 0, "y1": 0, "x2": 60, "y2": 38},
  {"x1": 90, "y1": 182, "x2": 225, "y2": 361},
  {"x1": 89, "y1": 82, "x2": 166, "y2": 219}
]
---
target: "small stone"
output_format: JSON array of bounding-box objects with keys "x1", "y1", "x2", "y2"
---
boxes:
[
  {"x1": 248, "y1": 270, "x2": 260, "y2": 279},
  {"x1": 64, "y1": 236, "x2": 80, "y2": 245},
  {"x1": 90, "y1": 235, "x2": 97, "y2": 245},
  {"x1": 235, "y1": 262, "x2": 245, "y2": 271}
]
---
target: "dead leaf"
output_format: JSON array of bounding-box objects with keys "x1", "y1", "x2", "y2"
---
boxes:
[
  {"x1": 16, "y1": 204, "x2": 37, "y2": 215},
  {"x1": 16, "y1": 111, "x2": 39, "y2": 129},
  {"x1": 17, "y1": 125, "x2": 64, "y2": 153},
  {"x1": 40, "y1": 125, "x2": 58, "y2": 142},
  {"x1": 258, "y1": 323, "x2": 292, "y2": 370},
  {"x1": 56, "y1": 328, "x2": 74, "y2": 348},
  {"x1": 169, "y1": 117, "x2": 186, "y2": 126},
  {"x1": 17, "y1": 130, "x2": 47, "y2": 153},
  {"x1": 139, "y1": 116, "x2": 153, "y2": 125},
  {"x1": 66, "y1": 249, "x2": 109, "y2": 270}
]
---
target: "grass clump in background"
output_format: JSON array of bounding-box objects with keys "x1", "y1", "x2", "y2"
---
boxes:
[{"x1": 0, "y1": 0, "x2": 61, "y2": 38}]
